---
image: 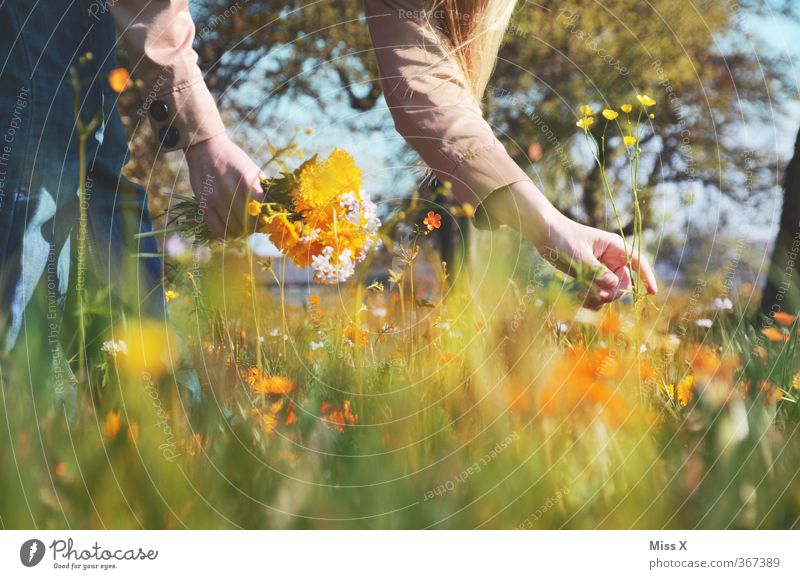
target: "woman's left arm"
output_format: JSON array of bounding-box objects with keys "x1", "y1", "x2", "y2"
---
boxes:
[{"x1": 364, "y1": 0, "x2": 657, "y2": 304}]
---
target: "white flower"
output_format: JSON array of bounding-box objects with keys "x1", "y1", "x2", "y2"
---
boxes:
[
  {"x1": 713, "y1": 297, "x2": 733, "y2": 311},
  {"x1": 165, "y1": 235, "x2": 188, "y2": 259},
  {"x1": 311, "y1": 246, "x2": 356, "y2": 284},
  {"x1": 258, "y1": 336, "x2": 265, "y2": 343},
  {"x1": 299, "y1": 228, "x2": 320, "y2": 244},
  {"x1": 695, "y1": 318, "x2": 713, "y2": 329},
  {"x1": 269, "y1": 327, "x2": 281, "y2": 337},
  {"x1": 310, "y1": 340, "x2": 325, "y2": 351},
  {"x1": 371, "y1": 307, "x2": 388, "y2": 318},
  {"x1": 102, "y1": 339, "x2": 128, "y2": 357},
  {"x1": 640, "y1": 344, "x2": 648, "y2": 353},
  {"x1": 555, "y1": 322, "x2": 568, "y2": 334}
]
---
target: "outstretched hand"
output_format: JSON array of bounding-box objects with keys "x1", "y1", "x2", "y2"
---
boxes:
[
  {"x1": 536, "y1": 213, "x2": 658, "y2": 308},
  {"x1": 480, "y1": 180, "x2": 658, "y2": 308},
  {"x1": 184, "y1": 133, "x2": 263, "y2": 238}
]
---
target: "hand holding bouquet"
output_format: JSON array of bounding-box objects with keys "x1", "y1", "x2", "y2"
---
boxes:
[{"x1": 161, "y1": 148, "x2": 381, "y2": 285}]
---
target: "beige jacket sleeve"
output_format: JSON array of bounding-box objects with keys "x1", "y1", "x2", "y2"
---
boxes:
[
  {"x1": 364, "y1": 0, "x2": 531, "y2": 211},
  {"x1": 110, "y1": 0, "x2": 225, "y2": 151}
]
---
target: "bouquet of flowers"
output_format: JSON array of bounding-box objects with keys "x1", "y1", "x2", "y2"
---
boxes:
[
  {"x1": 248, "y1": 149, "x2": 381, "y2": 284},
  {"x1": 160, "y1": 149, "x2": 381, "y2": 285}
]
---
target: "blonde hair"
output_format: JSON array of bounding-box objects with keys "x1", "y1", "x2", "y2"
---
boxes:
[{"x1": 432, "y1": 0, "x2": 518, "y2": 101}]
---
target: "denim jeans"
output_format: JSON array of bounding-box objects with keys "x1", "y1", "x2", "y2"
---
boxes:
[{"x1": 0, "y1": 0, "x2": 198, "y2": 399}]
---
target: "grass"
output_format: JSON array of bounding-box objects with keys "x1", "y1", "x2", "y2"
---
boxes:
[{"x1": 1, "y1": 227, "x2": 799, "y2": 530}]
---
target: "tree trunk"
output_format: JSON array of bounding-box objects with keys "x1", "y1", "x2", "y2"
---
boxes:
[{"x1": 761, "y1": 127, "x2": 800, "y2": 317}]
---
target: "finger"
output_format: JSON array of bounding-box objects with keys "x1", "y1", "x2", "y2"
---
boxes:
[
  {"x1": 243, "y1": 174, "x2": 266, "y2": 235},
  {"x1": 631, "y1": 253, "x2": 658, "y2": 295},
  {"x1": 587, "y1": 255, "x2": 619, "y2": 291},
  {"x1": 205, "y1": 206, "x2": 225, "y2": 239},
  {"x1": 612, "y1": 265, "x2": 632, "y2": 298}
]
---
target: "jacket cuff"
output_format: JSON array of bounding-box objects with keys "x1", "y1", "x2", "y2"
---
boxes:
[
  {"x1": 448, "y1": 141, "x2": 532, "y2": 230},
  {"x1": 144, "y1": 77, "x2": 226, "y2": 151}
]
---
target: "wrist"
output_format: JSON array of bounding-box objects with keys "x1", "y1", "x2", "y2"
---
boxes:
[
  {"x1": 184, "y1": 132, "x2": 228, "y2": 162},
  {"x1": 501, "y1": 181, "x2": 563, "y2": 244}
]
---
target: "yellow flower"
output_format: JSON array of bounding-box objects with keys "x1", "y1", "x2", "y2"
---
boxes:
[
  {"x1": 242, "y1": 367, "x2": 296, "y2": 395},
  {"x1": 461, "y1": 202, "x2": 475, "y2": 218},
  {"x1": 247, "y1": 200, "x2": 263, "y2": 217},
  {"x1": 620, "y1": 103, "x2": 633, "y2": 113},
  {"x1": 165, "y1": 289, "x2": 179, "y2": 302},
  {"x1": 103, "y1": 411, "x2": 121, "y2": 439},
  {"x1": 636, "y1": 94, "x2": 656, "y2": 107},
  {"x1": 602, "y1": 108, "x2": 619, "y2": 120},
  {"x1": 114, "y1": 320, "x2": 181, "y2": 380},
  {"x1": 579, "y1": 105, "x2": 594, "y2": 116},
  {"x1": 676, "y1": 375, "x2": 694, "y2": 407},
  {"x1": 293, "y1": 149, "x2": 361, "y2": 211},
  {"x1": 576, "y1": 116, "x2": 595, "y2": 130},
  {"x1": 623, "y1": 135, "x2": 637, "y2": 147}
]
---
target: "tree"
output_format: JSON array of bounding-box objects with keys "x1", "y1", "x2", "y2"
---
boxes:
[
  {"x1": 116, "y1": 1, "x2": 796, "y2": 264},
  {"x1": 761, "y1": 126, "x2": 800, "y2": 316}
]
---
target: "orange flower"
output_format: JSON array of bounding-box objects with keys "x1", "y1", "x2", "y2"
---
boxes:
[
  {"x1": 423, "y1": 211, "x2": 442, "y2": 231},
  {"x1": 343, "y1": 324, "x2": 369, "y2": 347},
  {"x1": 321, "y1": 401, "x2": 357, "y2": 432},
  {"x1": 600, "y1": 311, "x2": 621, "y2": 334},
  {"x1": 53, "y1": 462, "x2": 68, "y2": 480},
  {"x1": 688, "y1": 345, "x2": 724, "y2": 378},
  {"x1": 773, "y1": 311, "x2": 797, "y2": 326},
  {"x1": 241, "y1": 367, "x2": 295, "y2": 395},
  {"x1": 639, "y1": 360, "x2": 657, "y2": 382},
  {"x1": 285, "y1": 403, "x2": 297, "y2": 426},
  {"x1": 103, "y1": 411, "x2": 121, "y2": 439},
  {"x1": 252, "y1": 408, "x2": 279, "y2": 435},
  {"x1": 309, "y1": 294, "x2": 321, "y2": 306},
  {"x1": 761, "y1": 327, "x2": 789, "y2": 343},
  {"x1": 538, "y1": 347, "x2": 630, "y2": 425},
  {"x1": 108, "y1": 67, "x2": 130, "y2": 93},
  {"x1": 436, "y1": 351, "x2": 462, "y2": 365},
  {"x1": 759, "y1": 381, "x2": 783, "y2": 405}
]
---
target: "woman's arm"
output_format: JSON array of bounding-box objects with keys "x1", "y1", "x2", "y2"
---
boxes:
[
  {"x1": 109, "y1": 0, "x2": 263, "y2": 237},
  {"x1": 363, "y1": 0, "x2": 531, "y2": 209},
  {"x1": 364, "y1": 0, "x2": 657, "y2": 304}
]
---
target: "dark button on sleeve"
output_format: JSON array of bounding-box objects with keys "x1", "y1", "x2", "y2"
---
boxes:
[
  {"x1": 150, "y1": 100, "x2": 170, "y2": 122},
  {"x1": 158, "y1": 126, "x2": 180, "y2": 148}
]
